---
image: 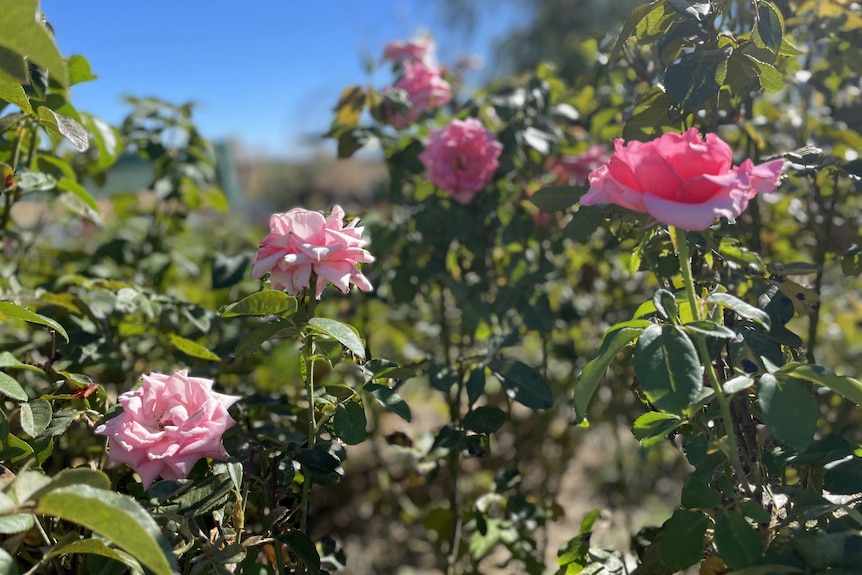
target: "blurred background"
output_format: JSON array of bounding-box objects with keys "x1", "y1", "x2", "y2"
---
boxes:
[{"x1": 39, "y1": 0, "x2": 639, "y2": 213}]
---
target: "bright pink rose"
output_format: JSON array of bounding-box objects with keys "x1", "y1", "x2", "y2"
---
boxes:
[
  {"x1": 552, "y1": 145, "x2": 612, "y2": 186},
  {"x1": 382, "y1": 34, "x2": 436, "y2": 67},
  {"x1": 384, "y1": 62, "x2": 452, "y2": 129},
  {"x1": 96, "y1": 370, "x2": 240, "y2": 489},
  {"x1": 580, "y1": 128, "x2": 784, "y2": 230},
  {"x1": 419, "y1": 118, "x2": 503, "y2": 204},
  {"x1": 252, "y1": 205, "x2": 374, "y2": 298}
]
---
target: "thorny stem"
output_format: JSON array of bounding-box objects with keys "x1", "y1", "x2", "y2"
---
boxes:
[
  {"x1": 300, "y1": 276, "x2": 319, "y2": 534},
  {"x1": 673, "y1": 227, "x2": 753, "y2": 496}
]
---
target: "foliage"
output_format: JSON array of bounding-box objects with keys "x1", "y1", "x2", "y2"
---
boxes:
[{"x1": 0, "y1": 0, "x2": 861, "y2": 574}]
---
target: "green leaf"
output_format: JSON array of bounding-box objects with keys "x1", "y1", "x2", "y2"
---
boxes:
[
  {"x1": 278, "y1": 530, "x2": 321, "y2": 574},
  {"x1": 36, "y1": 107, "x2": 88, "y2": 152},
  {"x1": 79, "y1": 113, "x2": 123, "y2": 171},
  {"x1": 222, "y1": 291, "x2": 298, "y2": 317},
  {"x1": 740, "y1": 53, "x2": 783, "y2": 92},
  {"x1": 27, "y1": 468, "x2": 112, "y2": 502},
  {"x1": 683, "y1": 320, "x2": 738, "y2": 340},
  {"x1": 705, "y1": 293, "x2": 771, "y2": 329},
  {"x1": 529, "y1": 185, "x2": 585, "y2": 212},
  {"x1": 488, "y1": 358, "x2": 552, "y2": 410},
  {"x1": 233, "y1": 320, "x2": 297, "y2": 356},
  {"x1": 659, "y1": 509, "x2": 710, "y2": 571},
  {"x1": 665, "y1": 47, "x2": 732, "y2": 110},
  {"x1": 0, "y1": 372, "x2": 27, "y2": 401},
  {"x1": 823, "y1": 456, "x2": 862, "y2": 495},
  {"x1": 0, "y1": 301, "x2": 69, "y2": 341},
  {"x1": 755, "y1": 1, "x2": 783, "y2": 54},
  {"x1": 652, "y1": 289, "x2": 678, "y2": 323},
  {"x1": 333, "y1": 402, "x2": 367, "y2": 445},
  {"x1": 463, "y1": 406, "x2": 507, "y2": 434},
  {"x1": 0, "y1": 547, "x2": 17, "y2": 575},
  {"x1": 722, "y1": 375, "x2": 754, "y2": 395},
  {"x1": 168, "y1": 334, "x2": 221, "y2": 361},
  {"x1": 631, "y1": 412, "x2": 683, "y2": 448},
  {"x1": 0, "y1": 0, "x2": 68, "y2": 87},
  {"x1": 0, "y1": 83, "x2": 33, "y2": 114},
  {"x1": 786, "y1": 364, "x2": 862, "y2": 406},
  {"x1": 308, "y1": 317, "x2": 365, "y2": 360},
  {"x1": 48, "y1": 540, "x2": 142, "y2": 574},
  {"x1": 612, "y1": 0, "x2": 663, "y2": 56},
  {"x1": 680, "y1": 476, "x2": 721, "y2": 509},
  {"x1": 34, "y1": 485, "x2": 177, "y2": 575},
  {"x1": 66, "y1": 55, "x2": 97, "y2": 85},
  {"x1": 0, "y1": 491, "x2": 34, "y2": 534},
  {"x1": 757, "y1": 373, "x2": 818, "y2": 451},
  {"x1": 57, "y1": 177, "x2": 99, "y2": 214},
  {"x1": 19, "y1": 399, "x2": 51, "y2": 437},
  {"x1": 574, "y1": 320, "x2": 650, "y2": 422},
  {"x1": 465, "y1": 368, "x2": 485, "y2": 407},
  {"x1": 563, "y1": 206, "x2": 604, "y2": 243},
  {"x1": 714, "y1": 510, "x2": 763, "y2": 569},
  {"x1": 364, "y1": 383, "x2": 411, "y2": 422},
  {"x1": 634, "y1": 324, "x2": 703, "y2": 414}
]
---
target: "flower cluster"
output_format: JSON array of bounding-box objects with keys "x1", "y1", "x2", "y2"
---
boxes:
[
  {"x1": 252, "y1": 205, "x2": 374, "y2": 298},
  {"x1": 419, "y1": 118, "x2": 503, "y2": 204},
  {"x1": 581, "y1": 128, "x2": 784, "y2": 230},
  {"x1": 95, "y1": 370, "x2": 240, "y2": 489},
  {"x1": 384, "y1": 61, "x2": 452, "y2": 130}
]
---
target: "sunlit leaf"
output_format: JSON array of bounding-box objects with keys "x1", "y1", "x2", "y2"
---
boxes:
[{"x1": 35, "y1": 485, "x2": 177, "y2": 575}]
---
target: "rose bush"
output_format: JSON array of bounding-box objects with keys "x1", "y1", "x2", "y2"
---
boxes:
[
  {"x1": 252, "y1": 204, "x2": 374, "y2": 297},
  {"x1": 95, "y1": 370, "x2": 240, "y2": 489},
  {"x1": 580, "y1": 128, "x2": 784, "y2": 230},
  {"x1": 419, "y1": 117, "x2": 503, "y2": 204},
  {"x1": 384, "y1": 61, "x2": 452, "y2": 129}
]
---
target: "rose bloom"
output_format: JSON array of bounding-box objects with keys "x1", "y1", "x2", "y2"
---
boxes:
[
  {"x1": 552, "y1": 145, "x2": 612, "y2": 186},
  {"x1": 580, "y1": 128, "x2": 784, "y2": 230},
  {"x1": 252, "y1": 205, "x2": 374, "y2": 298},
  {"x1": 384, "y1": 62, "x2": 452, "y2": 129},
  {"x1": 382, "y1": 34, "x2": 436, "y2": 67},
  {"x1": 95, "y1": 370, "x2": 240, "y2": 489},
  {"x1": 419, "y1": 118, "x2": 503, "y2": 204}
]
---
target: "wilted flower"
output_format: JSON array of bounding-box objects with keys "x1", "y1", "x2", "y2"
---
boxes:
[
  {"x1": 252, "y1": 205, "x2": 374, "y2": 298},
  {"x1": 419, "y1": 118, "x2": 503, "y2": 204},
  {"x1": 384, "y1": 62, "x2": 452, "y2": 129},
  {"x1": 580, "y1": 128, "x2": 784, "y2": 230},
  {"x1": 552, "y1": 145, "x2": 612, "y2": 186},
  {"x1": 96, "y1": 370, "x2": 240, "y2": 490},
  {"x1": 382, "y1": 34, "x2": 437, "y2": 67}
]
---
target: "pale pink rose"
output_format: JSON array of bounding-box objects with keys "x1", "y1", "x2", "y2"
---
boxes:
[
  {"x1": 96, "y1": 370, "x2": 240, "y2": 489},
  {"x1": 580, "y1": 128, "x2": 784, "y2": 230},
  {"x1": 384, "y1": 62, "x2": 452, "y2": 129},
  {"x1": 552, "y1": 145, "x2": 612, "y2": 186},
  {"x1": 419, "y1": 118, "x2": 503, "y2": 204},
  {"x1": 252, "y1": 205, "x2": 374, "y2": 298},
  {"x1": 382, "y1": 34, "x2": 436, "y2": 67}
]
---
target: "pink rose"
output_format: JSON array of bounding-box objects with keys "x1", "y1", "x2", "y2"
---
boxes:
[
  {"x1": 384, "y1": 62, "x2": 452, "y2": 129},
  {"x1": 580, "y1": 128, "x2": 784, "y2": 230},
  {"x1": 95, "y1": 370, "x2": 240, "y2": 489},
  {"x1": 552, "y1": 145, "x2": 612, "y2": 186},
  {"x1": 419, "y1": 118, "x2": 503, "y2": 204},
  {"x1": 382, "y1": 34, "x2": 436, "y2": 67},
  {"x1": 252, "y1": 205, "x2": 374, "y2": 298}
]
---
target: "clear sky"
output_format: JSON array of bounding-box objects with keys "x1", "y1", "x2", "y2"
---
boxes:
[{"x1": 39, "y1": 1, "x2": 523, "y2": 158}]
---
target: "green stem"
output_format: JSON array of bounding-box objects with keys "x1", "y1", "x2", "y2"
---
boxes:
[
  {"x1": 672, "y1": 227, "x2": 752, "y2": 495},
  {"x1": 300, "y1": 276, "x2": 319, "y2": 534}
]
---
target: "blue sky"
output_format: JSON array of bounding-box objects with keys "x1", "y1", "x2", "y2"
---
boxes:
[{"x1": 40, "y1": 1, "x2": 523, "y2": 158}]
